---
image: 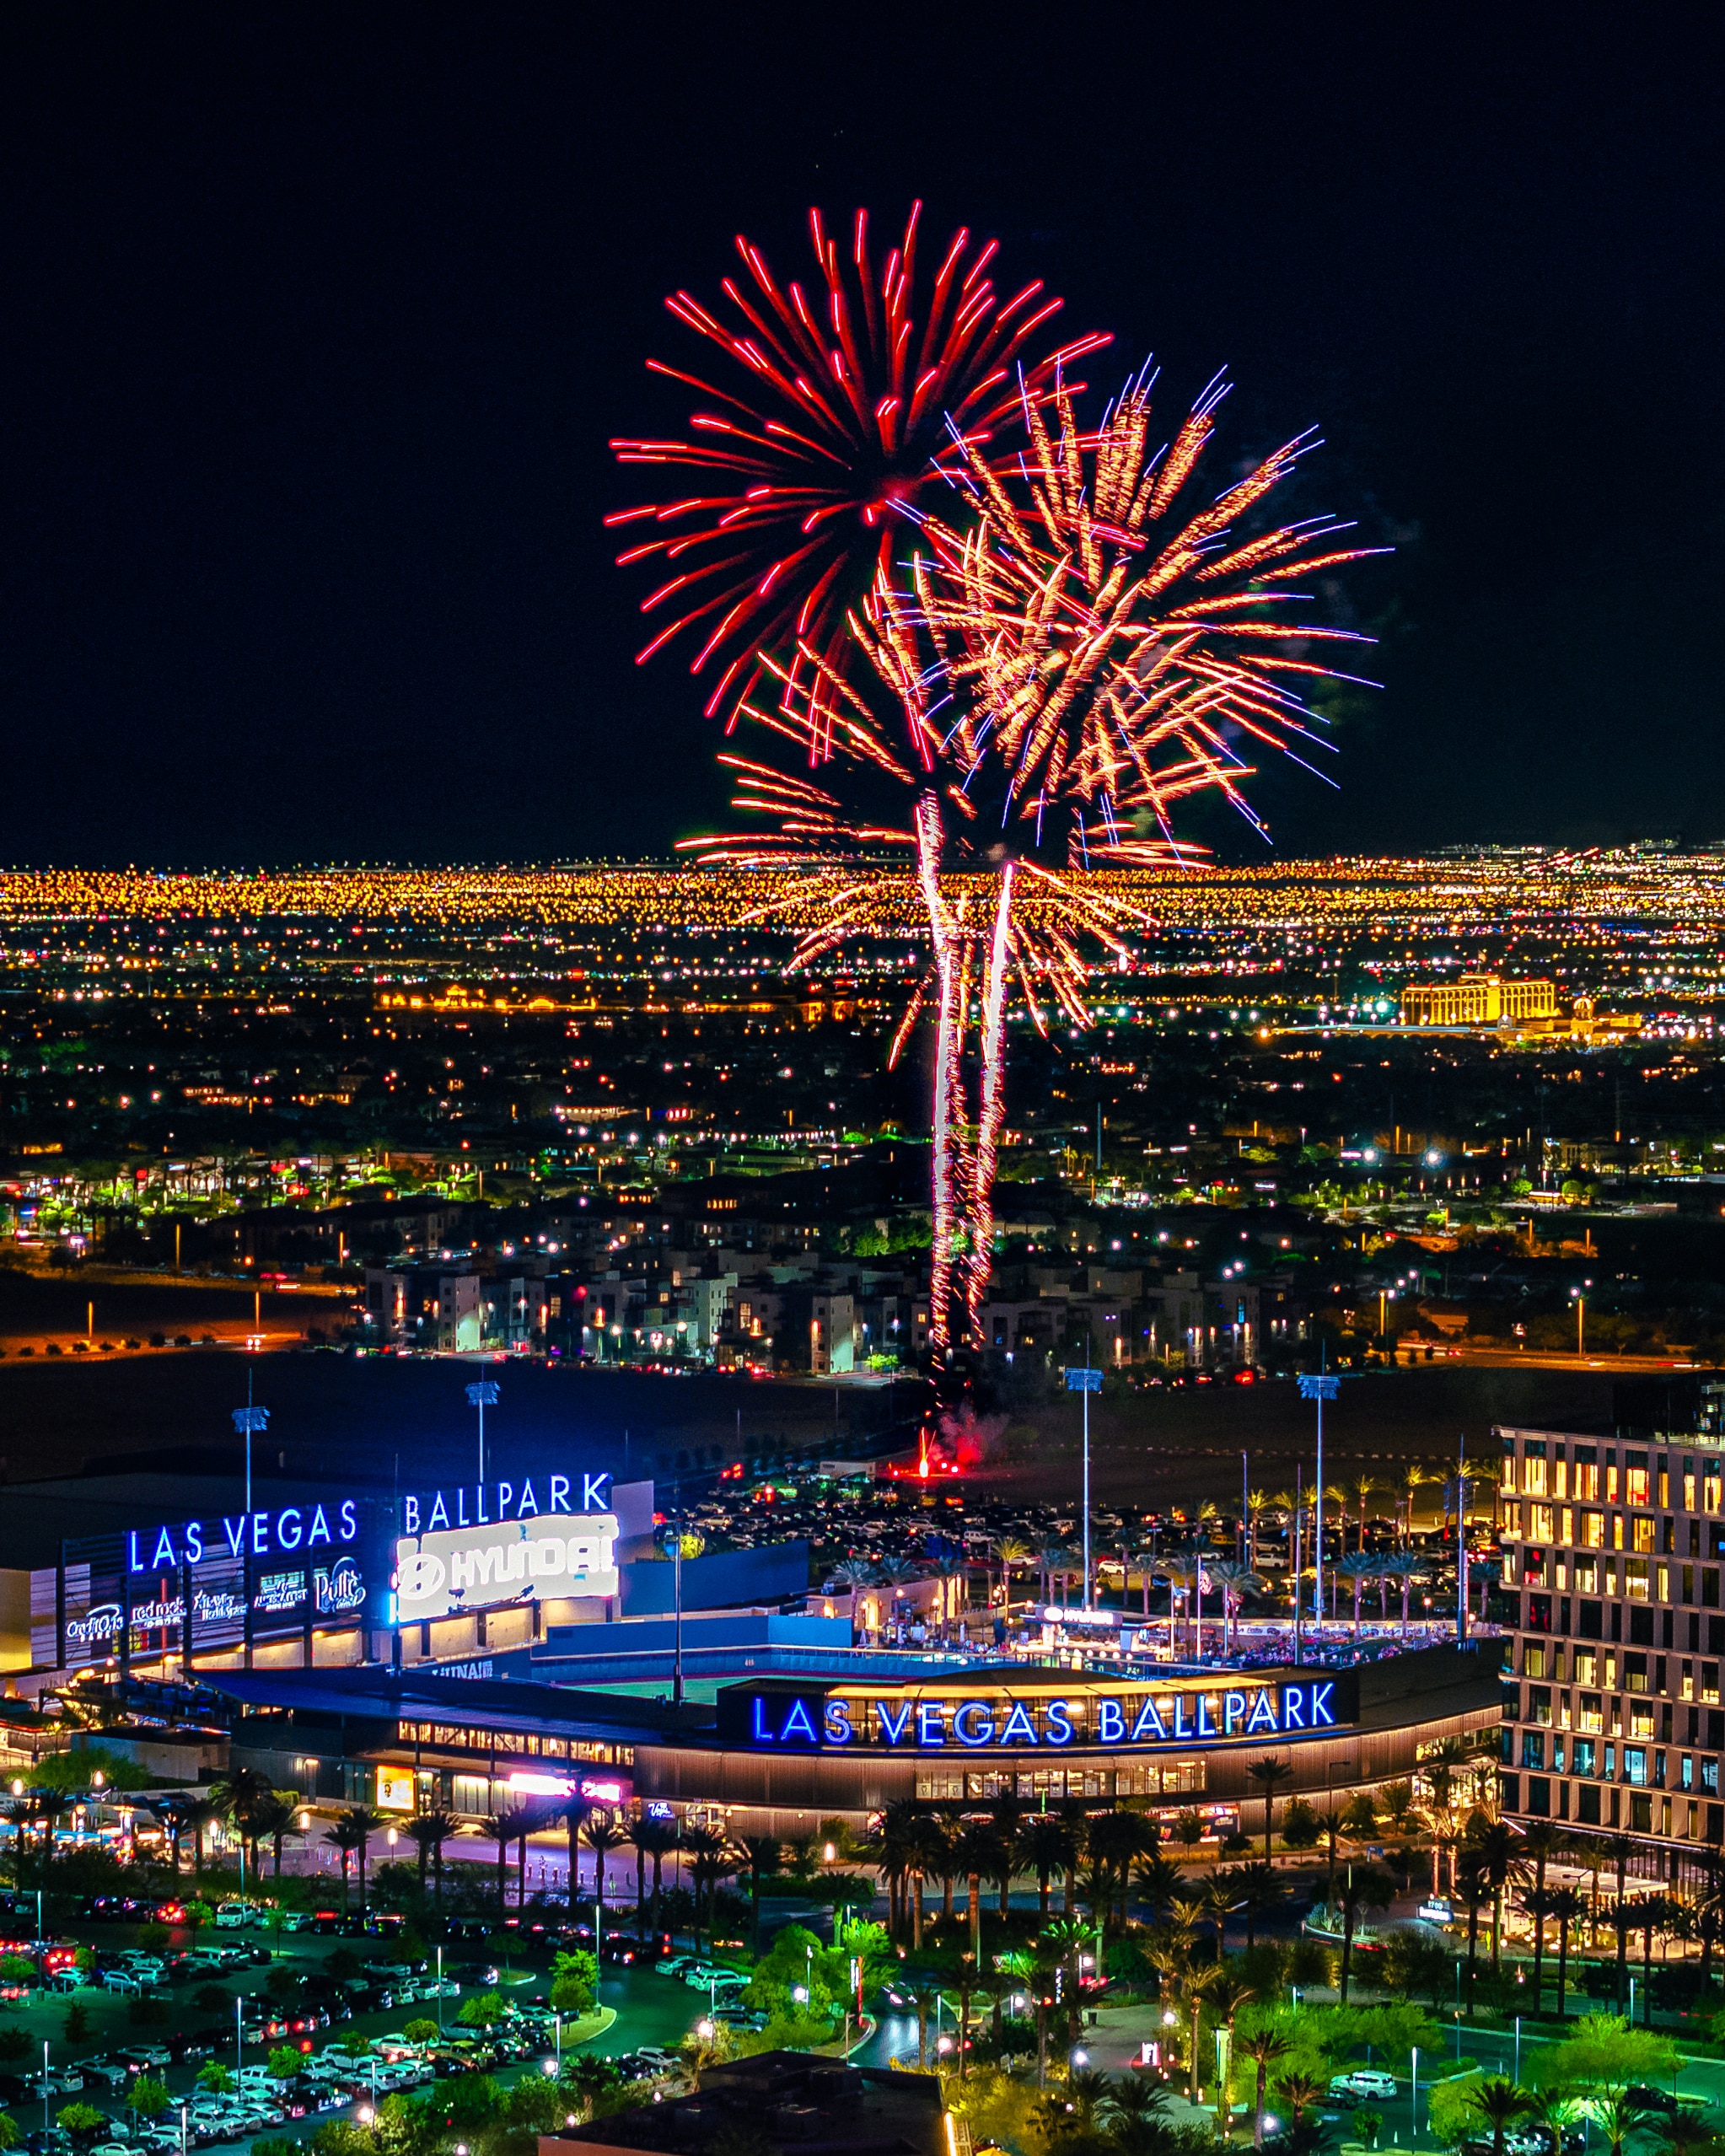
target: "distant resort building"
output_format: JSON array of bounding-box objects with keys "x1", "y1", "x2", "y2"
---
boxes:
[
  {"x1": 1400, "y1": 973, "x2": 1559, "y2": 1026},
  {"x1": 1399, "y1": 974, "x2": 1641, "y2": 1041}
]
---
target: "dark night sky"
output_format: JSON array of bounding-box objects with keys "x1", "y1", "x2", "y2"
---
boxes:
[{"x1": 3, "y1": 7, "x2": 1722, "y2": 868}]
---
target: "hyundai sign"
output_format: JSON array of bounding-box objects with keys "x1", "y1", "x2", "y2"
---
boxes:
[{"x1": 394, "y1": 1511, "x2": 620, "y2": 1623}]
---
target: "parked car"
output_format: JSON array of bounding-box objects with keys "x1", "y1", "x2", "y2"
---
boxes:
[{"x1": 1330, "y1": 2070, "x2": 1398, "y2": 2101}]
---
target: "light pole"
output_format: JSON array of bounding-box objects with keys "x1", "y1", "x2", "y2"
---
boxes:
[
  {"x1": 1065, "y1": 1362, "x2": 1102, "y2": 1607},
  {"x1": 465, "y1": 1379, "x2": 499, "y2": 1482},
  {"x1": 437, "y1": 1944, "x2": 443, "y2": 2035},
  {"x1": 1411, "y1": 2046, "x2": 1419, "y2": 2148},
  {"x1": 1298, "y1": 1369, "x2": 1339, "y2": 1630},
  {"x1": 232, "y1": 1391, "x2": 269, "y2": 1517},
  {"x1": 1571, "y1": 1282, "x2": 1592, "y2": 1357}
]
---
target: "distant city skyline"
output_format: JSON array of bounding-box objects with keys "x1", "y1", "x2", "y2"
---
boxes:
[{"x1": 4, "y1": 14, "x2": 1721, "y2": 868}]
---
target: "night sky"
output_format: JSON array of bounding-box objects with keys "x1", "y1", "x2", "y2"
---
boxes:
[{"x1": 5, "y1": 9, "x2": 1722, "y2": 869}]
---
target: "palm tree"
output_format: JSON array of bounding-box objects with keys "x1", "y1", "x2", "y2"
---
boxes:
[
  {"x1": 1335, "y1": 1559, "x2": 1378, "y2": 1636},
  {"x1": 166, "y1": 1793, "x2": 221, "y2": 1876},
  {"x1": 683, "y1": 1826, "x2": 739, "y2": 1949},
  {"x1": 337, "y1": 1804, "x2": 385, "y2": 1912},
  {"x1": 1043, "y1": 1916, "x2": 1092, "y2": 2046},
  {"x1": 901, "y1": 1810, "x2": 952, "y2": 1948},
  {"x1": 209, "y1": 1766, "x2": 276, "y2": 1874},
  {"x1": 1108, "y1": 2076, "x2": 1176, "y2": 2151},
  {"x1": 1602, "y1": 1831, "x2": 1636, "y2": 2011},
  {"x1": 1276, "y1": 2069, "x2": 1328, "y2": 2136},
  {"x1": 1626, "y1": 1895, "x2": 1669, "y2": 2025},
  {"x1": 1203, "y1": 1971, "x2": 1257, "y2": 2121},
  {"x1": 321, "y1": 1814, "x2": 366, "y2": 1913},
  {"x1": 1399, "y1": 1464, "x2": 1432, "y2": 1546},
  {"x1": 554, "y1": 1788, "x2": 594, "y2": 1905},
  {"x1": 1133, "y1": 1847, "x2": 1185, "y2": 1922},
  {"x1": 1520, "y1": 1820, "x2": 1566, "y2": 2010},
  {"x1": 736, "y1": 1832, "x2": 782, "y2": 1954},
  {"x1": 1458, "y1": 1847, "x2": 1490, "y2": 2016},
  {"x1": 991, "y1": 1534, "x2": 1031, "y2": 1614},
  {"x1": 987, "y1": 1793, "x2": 1024, "y2": 1918},
  {"x1": 1425, "y1": 1734, "x2": 1472, "y2": 1813},
  {"x1": 1594, "y1": 2090, "x2": 1658, "y2": 2156},
  {"x1": 1160, "y1": 1557, "x2": 1203, "y2": 1653},
  {"x1": 405, "y1": 1808, "x2": 459, "y2": 1906},
  {"x1": 1464, "y1": 2076, "x2": 1536, "y2": 2156},
  {"x1": 482, "y1": 1808, "x2": 531, "y2": 1917},
  {"x1": 1336, "y1": 1868, "x2": 1395, "y2": 2003},
  {"x1": 1239, "y1": 2022, "x2": 1293, "y2": 2148},
  {"x1": 1036, "y1": 1540, "x2": 1077, "y2": 1611},
  {"x1": 1652, "y1": 2110, "x2": 1716, "y2": 2156},
  {"x1": 873, "y1": 1552, "x2": 924, "y2": 1628},
  {"x1": 928, "y1": 1551, "x2": 968, "y2": 1635},
  {"x1": 905, "y1": 1974, "x2": 943, "y2": 2070},
  {"x1": 1373, "y1": 1551, "x2": 1427, "y2": 1638},
  {"x1": 1352, "y1": 1473, "x2": 1383, "y2": 1551},
  {"x1": 1245, "y1": 1490, "x2": 1270, "y2": 1570},
  {"x1": 1546, "y1": 1884, "x2": 1586, "y2": 2019},
  {"x1": 1018, "y1": 1811, "x2": 1077, "y2": 1922},
  {"x1": 1086, "y1": 1809, "x2": 1156, "y2": 1933},
  {"x1": 1246, "y1": 1757, "x2": 1292, "y2": 1861},
  {"x1": 830, "y1": 1556, "x2": 878, "y2": 1612},
  {"x1": 954, "y1": 1819, "x2": 1006, "y2": 1959},
  {"x1": 1226, "y1": 1862, "x2": 1287, "y2": 1950},
  {"x1": 250, "y1": 1791, "x2": 298, "y2": 1878},
  {"x1": 582, "y1": 1814, "x2": 630, "y2": 1937},
  {"x1": 1206, "y1": 1561, "x2": 1263, "y2": 1657},
  {"x1": 628, "y1": 1816, "x2": 678, "y2": 1943},
  {"x1": 1466, "y1": 1815, "x2": 1532, "y2": 1974}
]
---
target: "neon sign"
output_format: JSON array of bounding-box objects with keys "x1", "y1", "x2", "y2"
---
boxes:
[
  {"x1": 126, "y1": 1503, "x2": 361, "y2": 1573},
  {"x1": 400, "y1": 1475, "x2": 611, "y2": 1538},
  {"x1": 729, "y1": 1680, "x2": 1346, "y2": 1751}
]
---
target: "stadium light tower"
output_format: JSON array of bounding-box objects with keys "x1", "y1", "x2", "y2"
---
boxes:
[
  {"x1": 231, "y1": 1369, "x2": 269, "y2": 1514},
  {"x1": 1297, "y1": 1368, "x2": 1340, "y2": 1629},
  {"x1": 465, "y1": 1379, "x2": 499, "y2": 1481}
]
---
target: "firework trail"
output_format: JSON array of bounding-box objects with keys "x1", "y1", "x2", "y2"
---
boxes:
[
  {"x1": 647, "y1": 333, "x2": 1383, "y2": 1354},
  {"x1": 607, "y1": 204, "x2": 1107, "y2": 740}
]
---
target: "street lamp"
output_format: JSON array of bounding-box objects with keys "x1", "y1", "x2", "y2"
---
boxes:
[{"x1": 1570, "y1": 1281, "x2": 1593, "y2": 1357}]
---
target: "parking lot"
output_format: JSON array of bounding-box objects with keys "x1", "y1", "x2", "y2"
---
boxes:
[{"x1": 0, "y1": 1895, "x2": 717, "y2": 2154}]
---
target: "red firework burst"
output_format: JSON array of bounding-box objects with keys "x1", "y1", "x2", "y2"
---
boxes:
[{"x1": 608, "y1": 203, "x2": 1108, "y2": 730}]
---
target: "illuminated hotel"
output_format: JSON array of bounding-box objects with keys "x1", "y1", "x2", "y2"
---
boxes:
[
  {"x1": 1497, "y1": 1419, "x2": 1725, "y2": 1863},
  {"x1": 1400, "y1": 974, "x2": 1558, "y2": 1027}
]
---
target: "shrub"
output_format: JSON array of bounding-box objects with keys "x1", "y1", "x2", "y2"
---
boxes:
[
  {"x1": 1281, "y1": 1798, "x2": 1321, "y2": 1851},
  {"x1": 402, "y1": 2019, "x2": 439, "y2": 2045},
  {"x1": 62, "y1": 2002, "x2": 89, "y2": 2044},
  {"x1": 127, "y1": 2076, "x2": 172, "y2": 2119},
  {"x1": 549, "y1": 1950, "x2": 597, "y2": 2018},
  {"x1": 56, "y1": 2105, "x2": 105, "y2": 2137}
]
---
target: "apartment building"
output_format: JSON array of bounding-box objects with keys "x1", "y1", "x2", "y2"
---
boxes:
[{"x1": 1497, "y1": 1422, "x2": 1725, "y2": 1860}]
